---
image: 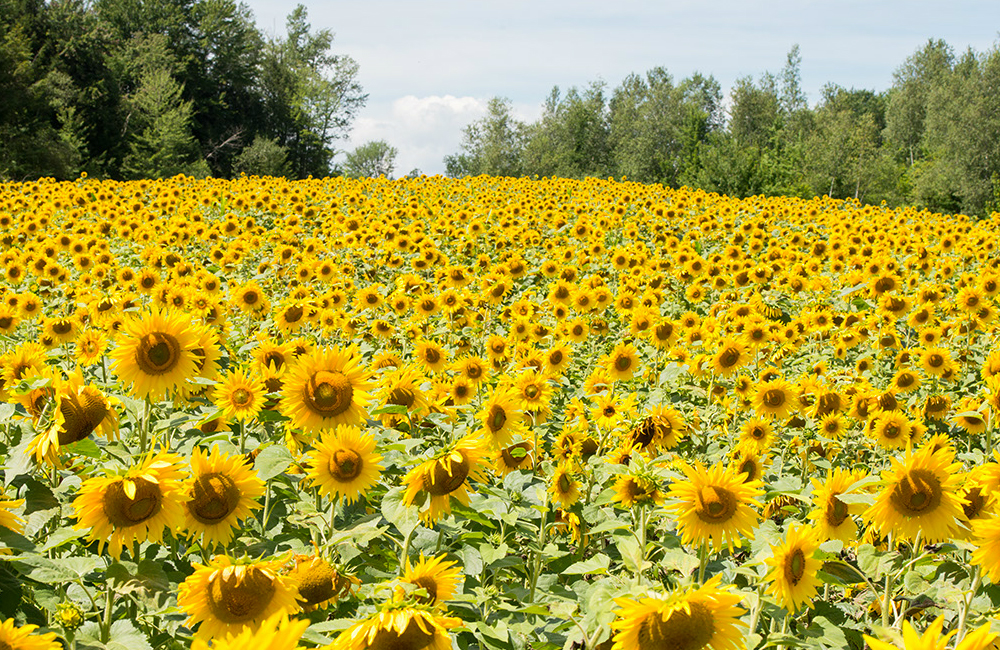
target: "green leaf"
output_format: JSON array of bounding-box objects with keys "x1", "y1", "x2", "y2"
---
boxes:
[
  {"x1": 370, "y1": 404, "x2": 409, "y2": 416},
  {"x1": 64, "y1": 437, "x2": 102, "y2": 458},
  {"x1": 253, "y1": 444, "x2": 293, "y2": 481},
  {"x1": 106, "y1": 619, "x2": 153, "y2": 650},
  {"x1": 563, "y1": 554, "x2": 610, "y2": 575},
  {"x1": 380, "y1": 485, "x2": 419, "y2": 539}
]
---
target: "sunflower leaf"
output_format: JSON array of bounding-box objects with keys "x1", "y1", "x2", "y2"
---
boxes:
[
  {"x1": 106, "y1": 619, "x2": 153, "y2": 650},
  {"x1": 253, "y1": 444, "x2": 293, "y2": 481}
]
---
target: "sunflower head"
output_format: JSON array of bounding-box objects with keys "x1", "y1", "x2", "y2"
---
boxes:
[{"x1": 287, "y1": 555, "x2": 359, "y2": 610}]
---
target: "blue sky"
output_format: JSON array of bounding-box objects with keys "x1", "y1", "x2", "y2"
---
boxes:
[{"x1": 242, "y1": 0, "x2": 1000, "y2": 175}]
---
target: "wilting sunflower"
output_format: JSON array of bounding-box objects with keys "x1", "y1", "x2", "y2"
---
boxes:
[
  {"x1": 213, "y1": 366, "x2": 266, "y2": 422},
  {"x1": 613, "y1": 473, "x2": 663, "y2": 508},
  {"x1": 764, "y1": 524, "x2": 823, "y2": 612},
  {"x1": 111, "y1": 308, "x2": 201, "y2": 400},
  {"x1": 627, "y1": 406, "x2": 686, "y2": 451},
  {"x1": 752, "y1": 378, "x2": 797, "y2": 420},
  {"x1": 307, "y1": 425, "x2": 383, "y2": 504},
  {"x1": 190, "y1": 612, "x2": 310, "y2": 650},
  {"x1": 667, "y1": 460, "x2": 763, "y2": 553},
  {"x1": 178, "y1": 555, "x2": 300, "y2": 639},
  {"x1": 863, "y1": 444, "x2": 965, "y2": 543},
  {"x1": 808, "y1": 468, "x2": 866, "y2": 543},
  {"x1": 73, "y1": 450, "x2": 186, "y2": 558},
  {"x1": 281, "y1": 346, "x2": 373, "y2": 432},
  {"x1": 378, "y1": 365, "x2": 431, "y2": 427},
  {"x1": 182, "y1": 446, "x2": 265, "y2": 548},
  {"x1": 610, "y1": 575, "x2": 744, "y2": 650},
  {"x1": 478, "y1": 388, "x2": 524, "y2": 447},
  {"x1": 28, "y1": 369, "x2": 119, "y2": 465},
  {"x1": 403, "y1": 436, "x2": 489, "y2": 524},
  {"x1": 286, "y1": 554, "x2": 359, "y2": 611},
  {"x1": 397, "y1": 554, "x2": 462, "y2": 608},
  {"x1": 330, "y1": 603, "x2": 462, "y2": 650},
  {"x1": 0, "y1": 618, "x2": 62, "y2": 650},
  {"x1": 0, "y1": 488, "x2": 25, "y2": 533}
]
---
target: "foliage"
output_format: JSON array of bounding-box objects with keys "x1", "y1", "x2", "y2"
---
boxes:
[{"x1": 343, "y1": 140, "x2": 398, "y2": 179}]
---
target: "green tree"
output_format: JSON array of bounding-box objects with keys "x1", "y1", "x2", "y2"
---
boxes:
[
  {"x1": 233, "y1": 135, "x2": 290, "y2": 177},
  {"x1": 522, "y1": 82, "x2": 611, "y2": 178},
  {"x1": 343, "y1": 140, "x2": 398, "y2": 179},
  {"x1": 445, "y1": 97, "x2": 527, "y2": 177}
]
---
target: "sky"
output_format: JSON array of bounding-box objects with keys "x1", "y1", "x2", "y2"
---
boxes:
[{"x1": 241, "y1": 0, "x2": 1000, "y2": 176}]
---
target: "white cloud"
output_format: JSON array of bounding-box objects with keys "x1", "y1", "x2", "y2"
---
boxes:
[{"x1": 342, "y1": 95, "x2": 541, "y2": 177}]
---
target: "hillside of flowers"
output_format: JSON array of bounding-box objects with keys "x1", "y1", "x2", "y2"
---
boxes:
[{"x1": 1, "y1": 174, "x2": 1000, "y2": 650}]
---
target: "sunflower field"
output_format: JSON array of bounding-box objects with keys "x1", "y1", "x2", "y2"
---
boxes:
[{"x1": 2, "y1": 174, "x2": 1000, "y2": 650}]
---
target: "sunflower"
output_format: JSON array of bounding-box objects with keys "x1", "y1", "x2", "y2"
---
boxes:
[
  {"x1": 863, "y1": 444, "x2": 965, "y2": 543},
  {"x1": 403, "y1": 436, "x2": 489, "y2": 524},
  {"x1": 613, "y1": 474, "x2": 662, "y2": 508},
  {"x1": 286, "y1": 554, "x2": 359, "y2": 611},
  {"x1": 255, "y1": 339, "x2": 296, "y2": 373},
  {"x1": 397, "y1": 554, "x2": 462, "y2": 607},
  {"x1": 808, "y1": 468, "x2": 866, "y2": 543},
  {"x1": 919, "y1": 346, "x2": 953, "y2": 378},
  {"x1": 764, "y1": 524, "x2": 823, "y2": 612},
  {"x1": 0, "y1": 618, "x2": 62, "y2": 650},
  {"x1": 0, "y1": 488, "x2": 25, "y2": 533},
  {"x1": 737, "y1": 417, "x2": 774, "y2": 455},
  {"x1": 178, "y1": 555, "x2": 300, "y2": 639},
  {"x1": 494, "y1": 440, "x2": 533, "y2": 476},
  {"x1": 73, "y1": 450, "x2": 186, "y2": 558},
  {"x1": 869, "y1": 410, "x2": 913, "y2": 451},
  {"x1": 452, "y1": 355, "x2": 489, "y2": 384},
  {"x1": 307, "y1": 425, "x2": 383, "y2": 504},
  {"x1": 281, "y1": 347, "x2": 373, "y2": 432},
  {"x1": 234, "y1": 281, "x2": 268, "y2": 314},
  {"x1": 549, "y1": 464, "x2": 581, "y2": 509},
  {"x1": 414, "y1": 340, "x2": 448, "y2": 374},
  {"x1": 110, "y1": 307, "x2": 201, "y2": 400},
  {"x1": 75, "y1": 329, "x2": 108, "y2": 366},
  {"x1": 752, "y1": 378, "x2": 797, "y2": 420},
  {"x1": 378, "y1": 364, "x2": 431, "y2": 427},
  {"x1": 667, "y1": 460, "x2": 763, "y2": 553},
  {"x1": 189, "y1": 612, "x2": 310, "y2": 650},
  {"x1": 213, "y1": 366, "x2": 266, "y2": 422},
  {"x1": 606, "y1": 342, "x2": 640, "y2": 381},
  {"x1": 478, "y1": 388, "x2": 524, "y2": 447},
  {"x1": 330, "y1": 603, "x2": 462, "y2": 650},
  {"x1": 864, "y1": 616, "x2": 997, "y2": 650},
  {"x1": 513, "y1": 369, "x2": 552, "y2": 416},
  {"x1": 817, "y1": 413, "x2": 849, "y2": 440},
  {"x1": 28, "y1": 369, "x2": 119, "y2": 465},
  {"x1": 711, "y1": 337, "x2": 749, "y2": 378},
  {"x1": 183, "y1": 446, "x2": 265, "y2": 548},
  {"x1": 610, "y1": 576, "x2": 744, "y2": 650},
  {"x1": 627, "y1": 406, "x2": 685, "y2": 451}
]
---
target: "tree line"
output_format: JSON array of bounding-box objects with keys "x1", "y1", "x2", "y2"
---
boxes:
[
  {"x1": 0, "y1": 0, "x2": 366, "y2": 181},
  {"x1": 445, "y1": 41, "x2": 1000, "y2": 216}
]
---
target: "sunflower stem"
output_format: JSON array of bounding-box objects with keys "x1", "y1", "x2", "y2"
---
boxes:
[
  {"x1": 697, "y1": 542, "x2": 708, "y2": 584},
  {"x1": 139, "y1": 396, "x2": 152, "y2": 456},
  {"x1": 260, "y1": 479, "x2": 273, "y2": 532},
  {"x1": 881, "y1": 532, "x2": 894, "y2": 628},
  {"x1": 100, "y1": 580, "x2": 113, "y2": 643},
  {"x1": 528, "y1": 488, "x2": 550, "y2": 602},
  {"x1": 955, "y1": 565, "x2": 982, "y2": 646}
]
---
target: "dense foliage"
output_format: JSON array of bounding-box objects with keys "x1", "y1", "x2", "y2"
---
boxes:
[
  {"x1": 446, "y1": 42, "x2": 1000, "y2": 217},
  {"x1": 0, "y1": 0, "x2": 366, "y2": 181},
  {"x1": 2, "y1": 175, "x2": 1000, "y2": 650}
]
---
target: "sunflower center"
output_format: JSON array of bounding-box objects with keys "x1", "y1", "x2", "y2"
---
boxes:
[
  {"x1": 889, "y1": 469, "x2": 943, "y2": 517},
  {"x1": 500, "y1": 442, "x2": 531, "y2": 468},
  {"x1": 330, "y1": 449, "x2": 363, "y2": 482},
  {"x1": 188, "y1": 472, "x2": 240, "y2": 524},
  {"x1": 696, "y1": 485, "x2": 736, "y2": 523},
  {"x1": 784, "y1": 549, "x2": 806, "y2": 585},
  {"x1": 827, "y1": 496, "x2": 849, "y2": 527},
  {"x1": 296, "y1": 560, "x2": 337, "y2": 606},
  {"x1": 232, "y1": 388, "x2": 252, "y2": 406},
  {"x1": 487, "y1": 405, "x2": 507, "y2": 433},
  {"x1": 425, "y1": 452, "x2": 470, "y2": 496},
  {"x1": 263, "y1": 351, "x2": 285, "y2": 369},
  {"x1": 558, "y1": 473, "x2": 573, "y2": 493},
  {"x1": 207, "y1": 567, "x2": 276, "y2": 624},
  {"x1": 719, "y1": 347, "x2": 741, "y2": 368},
  {"x1": 411, "y1": 576, "x2": 438, "y2": 604},
  {"x1": 614, "y1": 355, "x2": 632, "y2": 372},
  {"x1": 284, "y1": 306, "x2": 304, "y2": 323},
  {"x1": 136, "y1": 332, "x2": 181, "y2": 375},
  {"x1": 750, "y1": 426, "x2": 766, "y2": 440},
  {"x1": 103, "y1": 478, "x2": 162, "y2": 527},
  {"x1": 524, "y1": 384, "x2": 540, "y2": 399},
  {"x1": 637, "y1": 603, "x2": 715, "y2": 650},
  {"x1": 549, "y1": 351, "x2": 563, "y2": 365},
  {"x1": 762, "y1": 389, "x2": 785, "y2": 408},
  {"x1": 389, "y1": 387, "x2": 415, "y2": 408},
  {"x1": 738, "y1": 459, "x2": 757, "y2": 481},
  {"x1": 883, "y1": 423, "x2": 901, "y2": 439},
  {"x1": 369, "y1": 617, "x2": 436, "y2": 650},
  {"x1": 465, "y1": 364, "x2": 483, "y2": 380},
  {"x1": 305, "y1": 371, "x2": 354, "y2": 417},
  {"x1": 963, "y1": 488, "x2": 986, "y2": 520}
]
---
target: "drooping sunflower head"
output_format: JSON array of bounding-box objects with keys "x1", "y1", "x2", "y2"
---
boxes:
[
  {"x1": 764, "y1": 524, "x2": 823, "y2": 613},
  {"x1": 286, "y1": 555, "x2": 359, "y2": 611},
  {"x1": 808, "y1": 467, "x2": 867, "y2": 544},
  {"x1": 330, "y1": 603, "x2": 462, "y2": 650},
  {"x1": 478, "y1": 388, "x2": 523, "y2": 447},
  {"x1": 183, "y1": 445, "x2": 265, "y2": 548},
  {"x1": 281, "y1": 346, "x2": 373, "y2": 432},
  {"x1": 403, "y1": 436, "x2": 489, "y2": 524},
  {"x1": 494, "y1": 440, "x2": 533, "y2": 476}
]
